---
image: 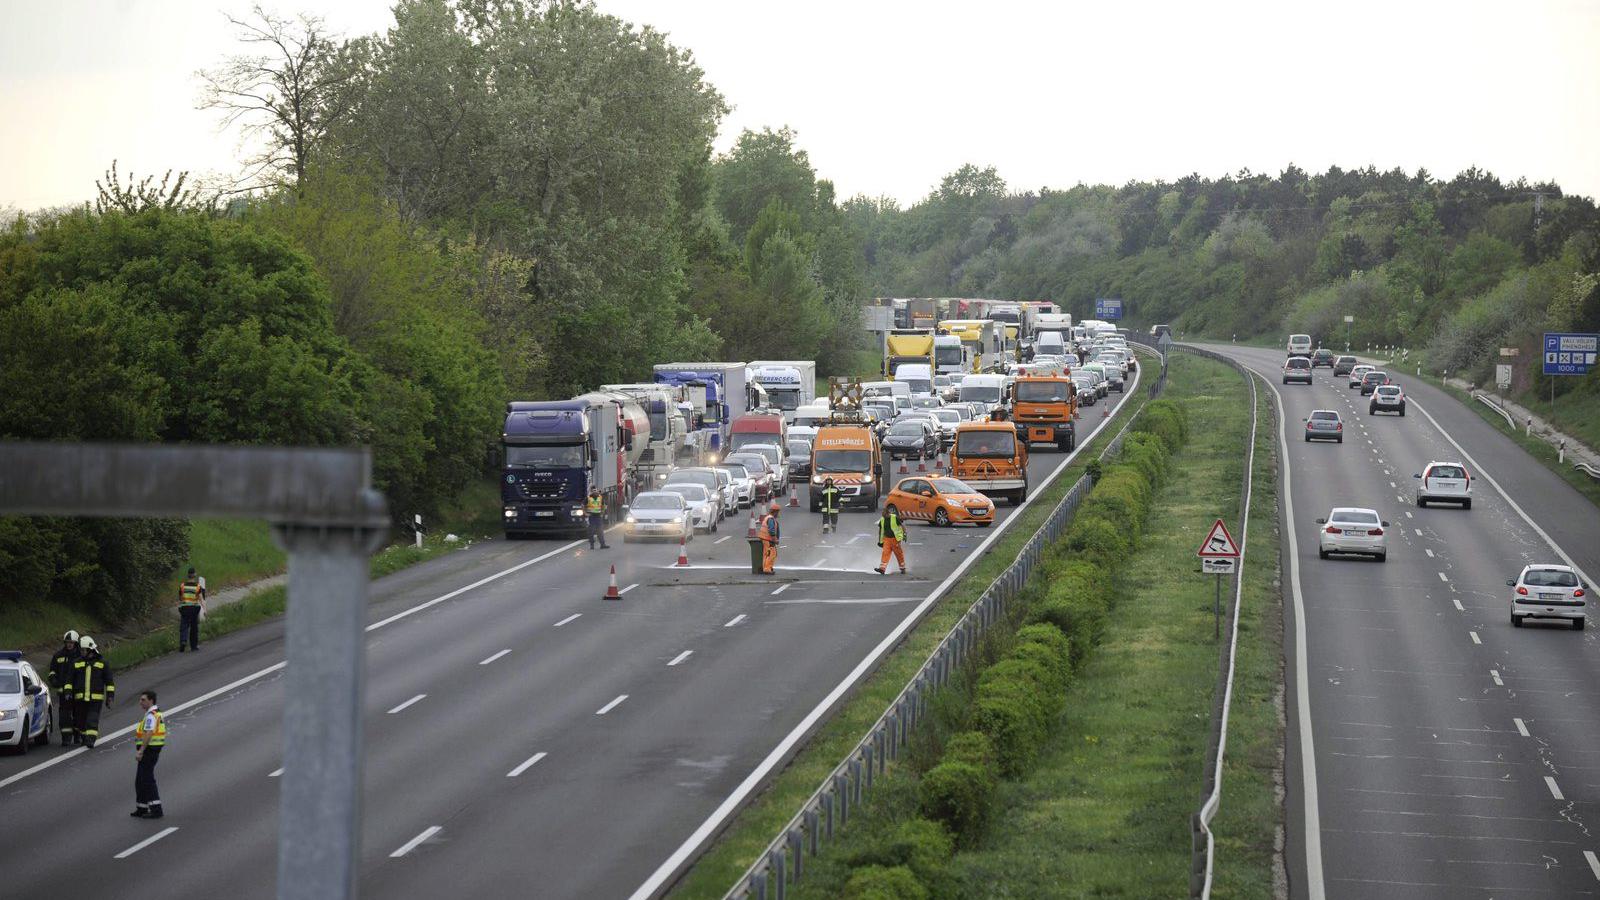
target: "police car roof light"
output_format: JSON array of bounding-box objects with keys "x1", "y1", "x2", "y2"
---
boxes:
[{"x1": 0, "y1": 650, "x2": 24, "y2": 662}]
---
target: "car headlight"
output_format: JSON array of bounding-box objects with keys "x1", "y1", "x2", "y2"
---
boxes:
[
  {"x1": 504, "y1": 509, "x2": 516, "y2": 518},
  {"x1": 625, "y1": 515, "x2": 636, "y2": 524},
  {"x1": 812, "y1": 475, "x2": 823, "y2": 484},
  {"x1": 862, "y1": 475, "x2": 873, "y2": 484},
  {"x1": 671, "y1": 516, "x2": 684, "y2": 524},
  {"x1": 571, "y1": 507, "x2": 585, "y2": 517},
  {"x1": 0, "y1": 709, "x2": 14, "y2": 721}
]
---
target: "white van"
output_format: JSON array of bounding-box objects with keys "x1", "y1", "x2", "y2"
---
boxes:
[
  {"x1": 791, "y1": 403, "x2": 832, "y2": 430},
  {"x1": 1287, "y1": 333, "x2": 1313, "y2": 356},
  {"x1": 893, "y1": 363, "x2": 934, "y2": 397},
  {"x1": 1035, "y1": 332, "x2": 1066, "y2": 357},
  {"x1": 958, "y1": 374, "x2": 1007, "y2": 410},
  {"x1": 863, "y1": 380, "x2": 911, "y2": 415}
]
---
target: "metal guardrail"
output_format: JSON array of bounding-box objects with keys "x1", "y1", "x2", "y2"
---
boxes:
[
  {"x1": 1576, "y1": 462, "x2": 1600, "y2": 480},
  {"x1": 1471, "y1": 392, "x2": 1518, "y2": 431},
  {"x1": 720, "y1": 352, "x2": 1162, "y2": 900}
]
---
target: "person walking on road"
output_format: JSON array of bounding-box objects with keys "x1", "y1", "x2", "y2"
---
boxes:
[
  {"x1": 73, "y1": 635, "x2": 114, "y2": 748},
  {"x1": 819, "y1": 478, "x2": 841, "y2": 534},
  {"x1": 47, "y1": 630, "x2": 80, "y2": 743},
  {"x1": 131, "y1": 690, "x2": 165, "y2": 819},
  {"x1": 177, "y1": 567, "x2": 206, "y2": 652},
  {"x1": 874, "y1": 505, "x2": 907, "y2": 575},
  {"x1": 758, "y1": 501, "x2": 780, "y2": 574},
  {"x1": 585, "y1": 489, "x2": 609, "y2": 550}
]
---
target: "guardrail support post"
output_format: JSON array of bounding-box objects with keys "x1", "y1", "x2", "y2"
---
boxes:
[
  {"x1": 788, "y1": 829, "x2": 804, "y2": 881},
  {"x1": 863, "y1": 746, "x2": 875, "y2": 789},
  {"x1": 804, "y1": 809, "x2": 820, "y2": 855},
  {"x1": 770, "y1": 850, "x2": 786, "y2": 900}
]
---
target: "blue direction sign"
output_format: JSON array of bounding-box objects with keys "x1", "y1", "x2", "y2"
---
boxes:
[
  {"x1": 1543, "y1": 332, "x2": 1599, "y2": 376},
  {"x1": 1095, "y1": 298, "x2": 1123, "y2": 320}
]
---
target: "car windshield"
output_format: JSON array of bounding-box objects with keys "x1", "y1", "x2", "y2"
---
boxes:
[
  {"x1": 747, "y1": 446, "x2": 781, "y2": 464},
  {"x1": 1310, "y1": 411, "x2": 1339, "y2": 421},
  {"x1": 1377, "y1": 386, "x2": 1401, "y2": 395},
  {"x1": 633, "y1": 494, "x2": 682, "y2": 510},
  {"x1": 1526, "y1": 569, "x2": 1580, "y2": 587},
  {"x1": 960, "y1": 386, "x2": 1002, "y2": 403},
  {"x1": 813, "y1": 449, "x2": 873, "y2": 472},
  {"x1": 1015, "y1": 381, "x2": 1070, "y2": 402},
  {"x1": 664, "y1": 484, "x2": 708, "y2": 502},
  {"x1": 928, "y1": 478, "x2": 977, "y2": 494},
  {"x1": 786, "y1": 440, "x2": 811, "y2": 457},
  {"x1": 890, "y1": 423, "x2": 926, "y2": 436},
  {"x1": 1363, "y1": 372, "x2": 1386, "y2": 382},
  {"x1": 957, "y1": 431, "x2": 1016, "y2": 457},
  {"x1": 505, "y1": 444, "x2": 586, "y2": 468},
  {"x1": 933, "y1": 410, "x2": 960, "y2": 423},
  {"x1": 1286, "y1": 359, "x2": 1310, "y2": 369},
  {"x1": 1330, "y1": 510, "x2": 1380, "y2": 525},
  {"x1": 669, "y1": 472, "x2": 718, "y2": 491},
  {"x1": 1429, "y1": 465, "x2": 1465, "y2": 479},
  {"x1": 721, "y1": 464, "x2": 749, "y2": 479},
  {"x1": 727, "y1": 456, "x2": 769, "y2": 474},
  {"x1": 1338, "y1": 357, "x2": 1356, "y2": 364},
  {"x1": 0, "y1": 669, "x2": 19, "y2": 694}
]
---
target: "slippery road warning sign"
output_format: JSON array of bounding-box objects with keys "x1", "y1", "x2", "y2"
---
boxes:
[{"x1": 1196, "y1": 518, "x2": 1240, "y2": 558}]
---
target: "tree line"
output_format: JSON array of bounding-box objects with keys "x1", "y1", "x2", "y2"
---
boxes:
[{"x1": 0, "y1": 0, "x2": 868, "y2": 625}]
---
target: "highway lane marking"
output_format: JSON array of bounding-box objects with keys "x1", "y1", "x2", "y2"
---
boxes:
[
  {"x1": 845, "y1": 534, "x2": 865, "y2": 544},
  {"x1": 667, "y1": 650, "x2": 693, "y2": 667},
  {"x1": 714, "y1": 535, "x2": 732, "y2": 544},
  {"x1": 1514, "y1": 718, "x2": 1530, "y2": 737},
  {"x1": 268, "y1": 767, "x2": 283, "y2": 778},
  {"x1": 387, "y1": 694, "x2": 426, "y2": 715},
  {"x1": 553, "y1": 613, "x2": 582, "y2": 627},
  {"x1": 620, "y1": 583, "x2": 639, "y2": 595},
  {"x1": 1545, "y1": 776, "x2": 1565, "y2": 801},
  {"x1": 1438, "y1": 572, "x2": 1449, "y2": 582},
  {"x1": 1469, "y1": 631, "x2": 1482, "y2": 645},
  {"x1": 595, "y1": 695, "x2": 628, "y2": 715},
  {"x1": 1585, "y1": 850, "x2": 1600, "y2": 881},
  {"x1": 367, "y1": 539, "x2": 584, "y2": 632},
  {"x1": 1405, "y1": 512, "x2": 1413, "y2": 519},
  {"x1": 767, "y1": 597, "x2": 922, "y2": 605},
  {"x1": 1413, "y1": 528, "x2": 1422, "y2": 536},
  {"x1": 1451, "y1": 597, "x2": 1464, "y2": 611},
  {"x1": 1396, "y1": 494, "x2": 1405, "y2": 503},
  {"x1": 390, "y1": 826, "x2": 441, "y2": 858},
  {"x1": 507, "y1": 752, "x2": 547, "y2": 777},
  {"x1": 114, "y1": 826, "x2": 178, "y2": 859},
  {"x1": 479, "y1": 649, "x2": 512, "y2": 666},
  {"x1": 627, "y1": 356, "x2": 1150, "y2": 900},
  {"x1": 1390, "y1": 481, "x2": 1397, "y2": 488},
  {"x1": 724, "y1": 614, "x2": 747, "y2": 627},
  {"x1": 1491, "y1": 670, "x2": 1504, "y2": 686},
  {"x1": 1425, "y1": 549, "x2": 1435, "y2": 558},
  {"x1": 1410, "y1": 400, "x2": 1594, "y2": 586},
  {"x1": 771, "y1": 583, "x2": 790, "y2": 595}
]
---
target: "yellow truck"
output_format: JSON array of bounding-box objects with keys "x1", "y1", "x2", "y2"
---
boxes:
[{"x1": 883, "y1": 329, "x2": 936, "y2": 378}]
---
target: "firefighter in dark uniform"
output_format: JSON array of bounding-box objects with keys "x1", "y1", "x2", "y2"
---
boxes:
[
  {"x1": 73, "y1": 635, "x2": 115, "y2": 748},
  {"x1": 819, "y1": 478, "x2": 842, "y2": 534},
  {"x1": 585, "y1": 489, "x2": 609, "y2": 549},
  {"x1": 48, "y1": 630, "x2": 80, "y2": 744}
]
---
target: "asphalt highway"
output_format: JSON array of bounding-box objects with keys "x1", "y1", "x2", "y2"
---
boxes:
[
  {"x1": 1208, "y1": 344, "x2": 1600, "y2": 899},
  {"x1": 0, "y1": 365, "x2": 1140, "y2": 900}
]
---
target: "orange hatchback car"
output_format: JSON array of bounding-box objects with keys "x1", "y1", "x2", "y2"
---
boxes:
[{"x1": 885, "y1": 476, "x2": 996, "y2": 527}]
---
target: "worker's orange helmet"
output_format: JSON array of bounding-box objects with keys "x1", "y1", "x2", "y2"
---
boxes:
[{"x1": 769, "y1": 501, "x2": 780, "y2": 513}]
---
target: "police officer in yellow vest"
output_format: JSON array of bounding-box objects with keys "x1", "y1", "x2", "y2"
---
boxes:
[
  {"x1": 73, "y1": 635, "x2": 114, "y2": 747},
  {"x1": 131, "y1": 690, "x2": 166, "y2": 819},
  {"x1": 177, "y1": 567, "x2": 207, "y2": 652},
  {"x1": 585, "y1": 490, "x2": 610, "y2": 549},
  {"x1": 819, "y1": 478, "x2": 842, "y2": 534}
]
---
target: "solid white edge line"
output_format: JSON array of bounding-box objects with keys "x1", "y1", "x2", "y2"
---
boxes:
[
  {"x1": 667, "y1": 650, "x2": 693, "y2": 667},
  {"x1": 1584, "y1": 849, "x2": 1600, "y2": 881},
  {"x1": 1514, "y1": 717, "x2": 1530, "y2": 737},
  {"x1": 1234, "y1": 353, "x2": 1328, "y2": 900},
  {"x1": 1425, "y1": 549, "x2": 1435, "y2": 558},
  {"x1": 114, "y1": 826, "x2": 179, "y2": 859},
  {"x1": 626, "y1": 355, "x2": 1145, "y2": 900},
  {"x1": 595, "y1": 694, "x2": 628, "y2": 715},
  {"x1": 553, "y1": 613, "x2": 582, "y2": 627},
  {"x1": 507, "y1": 751, "x2": 547, "y2": 778},
  {"x1": 390, "y1": 825, "x2": 441, "y2": 858},
  {"x1": 387, "y1": 693, "x2": 426, "y2": 715},
  {"x1": 479, "y1": 649, "x2": 512, "y2": 666},
  {"x1": 1546, "y1": 776, "x2": 1565, "y2": 801},
  {"x1": 1410, "y1": 400, "x2": 1594, "y2": 586}
]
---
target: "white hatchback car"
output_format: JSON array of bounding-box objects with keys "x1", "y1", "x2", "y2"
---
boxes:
[
  {"x1": 1509, "y1": 564, "x2": 1586, "y2": 630},
  {"x1": 0, "y1": 651, "x2": 52, "y2": 753},
  {"x1": 1415, "y1": 461, "x2": 1471, "y2": 509},
  {"x1": 660, "y1": 483, "x2": 719, "y2": 533},
  {"x1": 623, "y1": 491, "x2": 692, "y2": 543},
  {"x1": 1316, "y1": 507, "x2": 1389, "y2": 561}
]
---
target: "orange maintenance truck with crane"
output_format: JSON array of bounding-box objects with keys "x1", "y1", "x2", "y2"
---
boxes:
[{"x1": 1009, "y1": 368, "x2": 1077, "y2": 452}]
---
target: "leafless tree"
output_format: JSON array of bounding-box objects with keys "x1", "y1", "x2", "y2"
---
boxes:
[
  {"x1": 95, "y1": 160, "x2": 202, "y2": 214},
  {"x1": 197, "y1": 5, "x2": 349, "y2": 192}
]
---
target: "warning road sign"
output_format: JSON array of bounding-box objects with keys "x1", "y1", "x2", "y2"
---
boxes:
[
  {"x1": 1196, "y1": 518, "x2": 1240, "y2": 558},
  {"x1": 1201, "y1": 558, "x2": 1236, "y2": 574}
]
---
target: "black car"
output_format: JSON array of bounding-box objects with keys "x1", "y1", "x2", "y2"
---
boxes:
[
  {"x1": 1311, "y1": 348, "x2": 1335, "y2": 368},
  {"x1": 785, "y1": 439, "x2": 812, "y2": 481},
  {"x1": 1332, "y1": 355, "x2": 1358, "y2": 376},
  {"x1": 883, "y1": 420, "x2": 939, "y2": 459},
  {"x1": 1359, "y1": 370, "x2": 1390, "y2": 395}
]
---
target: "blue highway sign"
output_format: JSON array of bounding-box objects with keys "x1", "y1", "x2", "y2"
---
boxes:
[
  {"x1": 1095, "y1": 298, "x2": 1123, "y2": 320},
  {"x1": 1543, "y1": 332, "x2": 1599, "y2": 376}
]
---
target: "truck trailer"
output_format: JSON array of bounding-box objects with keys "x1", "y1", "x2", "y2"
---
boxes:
[
  {"x1": 746, "y1": 360, "x2": 817, "y2": 417},
  {"x1": 653, "y1": 362, "x2": 753, "y2": 458},
  {"x1": 500, "y1": 392, "x2": 647, "y2": 537}
]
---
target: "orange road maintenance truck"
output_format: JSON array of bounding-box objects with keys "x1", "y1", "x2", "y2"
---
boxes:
[
  {"x1": 808, "y1": 378, "x2": 885, "y2": 511},
  {"x1": 949, "y1": 421, "x2": 1029, "y2": 506},
  {"x1": 1010, "y1": 369, "x2": 1077, "y2": 452}
]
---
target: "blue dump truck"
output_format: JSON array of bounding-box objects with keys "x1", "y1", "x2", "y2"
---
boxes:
[
  {"x1": 652, "y1": 362, "x2": 752, "y2": 460},
  {"x1": 500, "y1": 392, "x2": 648, "y2": 538}
]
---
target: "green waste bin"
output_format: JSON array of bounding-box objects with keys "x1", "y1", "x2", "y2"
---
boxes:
[{"x1": 748, "y1": 538, "x2": 764, "y2": 574}]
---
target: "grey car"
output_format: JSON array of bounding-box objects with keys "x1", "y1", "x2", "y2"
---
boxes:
[
  {"x1": 884, "y1": 420, "x2": 939, "y2": 460},
  {"x1": 1303, "y1": 409, "x2": 1343, "y2": 442}
]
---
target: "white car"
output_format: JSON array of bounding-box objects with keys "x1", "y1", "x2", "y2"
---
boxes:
[
  {"x1": 1369, "y1": 384, "x2": 1406, "y2": 416},
  {"x1": 1509, "y1": 564, "x2": 1586, "y2": 629},
  {"x1": 623, "y1": 492, "x2": 692, "y2": 542},
  {"x1": 660, "y1": 483, "x2": 719, "y2": 533},
  {"x1": 715, "y1": 464, "x2": 756, "y2": 508},
  {"x1": 1415, "y1": 461, "x2": 1471, "y2": 509},
  {"x1": 1316, "y1": 507, "x2": 1388, "y2": 561},
  {"x1": 742, "y1": 442, "x2": 790, "y2": 486},
  {"x1": 0, "y1": 651, "x2": 51, "y2": 753}
]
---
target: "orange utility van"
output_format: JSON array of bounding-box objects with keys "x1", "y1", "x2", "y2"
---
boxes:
[
  {"x1": 808, "y1": 423, "x2": 883, "y2": 511},
  {"x1": 949, "y1": 421, "x2": 1029, "y2": 505},
  {"x1": 1010, "y1": 373, "x2": 1077, "y2": 451}
]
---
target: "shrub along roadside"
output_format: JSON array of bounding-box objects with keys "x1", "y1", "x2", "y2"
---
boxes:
[{"x1": 787, "y1": 394, "x2": 1192, "y2": 898}]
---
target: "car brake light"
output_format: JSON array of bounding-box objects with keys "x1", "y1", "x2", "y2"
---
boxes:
[
  {"x1": 1576, "y1": 588, "x2": 1587, "y2": 598},
  {"x1": 1516, "y1": 586, "x2": 1529, "y2": 596},
  {"x1": 1324, "y1": 526, "x2": 1341, "y2": 534},
  {"x1": 1369, "y1": 527, "x2": 1383, "y2": 536},
  {"x1": 1335, "y1": 423, "x2": 1342, "y2": 431}
]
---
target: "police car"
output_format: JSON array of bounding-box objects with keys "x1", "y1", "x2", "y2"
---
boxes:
[{"x1": 0, "y1": 651, "x2": 52, "y2": 753}]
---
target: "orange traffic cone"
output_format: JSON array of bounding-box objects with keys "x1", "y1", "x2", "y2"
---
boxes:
[
  {"x1": 603, "y1": 564, "x2": 621, "y2": 600},
  {"x1": 788, "y1": 488, "x2": 799, "y2": 507},
  {"x1": 675, "y1": 534, "x2": 689, "y2": 567},
  {"x1": 746, "y1": 509, "x2": 759, "y2": 539},
  {"x1": 898, "y1": 459, "x2": 909, "y2": 474},
  {"x1": 916, "y1": 458, "x2": 927, "y2": 473},
  {"x1": 1103, "y1": 402, "x2": 1110, "y2": 419}
]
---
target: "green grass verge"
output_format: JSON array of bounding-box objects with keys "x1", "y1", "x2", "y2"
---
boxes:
[
  {"x1": 183, "y1": 519, "x2": 286, "y2": 589},
  {"x1": 103, "y1": 586, "x2": 288, "y2": 671},
  {"x1": 667, "y1": 375, "x2": 1150, "y2": 899}
]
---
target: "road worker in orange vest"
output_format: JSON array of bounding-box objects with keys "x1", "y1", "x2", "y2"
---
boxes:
[{"x1": 758, "y1": 501, "x2": 780, "y2": 574}]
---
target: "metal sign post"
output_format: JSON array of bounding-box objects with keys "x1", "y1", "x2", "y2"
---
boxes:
[
  {"x1": 1196, "y1": 518, "x2": 1242, "y2": 641},
  {"x1": 1343, "y1": 314, "x2": 1354, "y2": 352},
  {"x1": 0, "y1": 442, "x2": 388, "y2": 900}
]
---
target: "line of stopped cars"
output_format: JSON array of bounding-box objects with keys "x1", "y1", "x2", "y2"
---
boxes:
[{"x1": 1286, "y1": 334, "x2": 1585, "y2": 631}]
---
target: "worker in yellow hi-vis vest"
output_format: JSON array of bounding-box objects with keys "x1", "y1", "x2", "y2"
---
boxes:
[
  {"x1": 177, "y1": 567, "x2": 206, "y2": 652},
  {"x1": 131, "y1": 690, "x2": 166, "y2": 819}
]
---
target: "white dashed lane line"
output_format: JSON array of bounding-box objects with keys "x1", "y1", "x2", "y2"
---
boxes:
[
  {"x1": 479, "y1": 649, "x2": 512, "y2": 666},
  {"x1": 1584, "y1": 850, "x2": 1600, "y2": 881},
  {"x1": 114, "y1": 827, "x2": 179, "y2": 859},
  {"x1": 1470, "y1": 631, "x2": 1482, "y2": 645},
  {"x1": 714, "y1": 535, "x2": 732, "y2": 545},
  {"x1": 1491, "y1": 670, "x2": 1504, "y2": 686},
  {"x1": 771, "y1": 584, "x2": 790, "y2": 596},
  {"x1": 268, "y1": 767, "x2": 283, "y2": 778},
  {"x1": 667, "y1": 650, "x2": 693, "y2": 667},
  {"x1": 1438, "y1": 572, "x2": 1449, "y2": 583},
  {"x1": 1546, "y1": 776, "x2": 1566, "y2": 801},
  {"x1": 1451, "y1": 597, "x2": 1464, "y2": 612},
  {"x1": 390, "y1": 826, "x2": 441, "y2": 858},
  {"x1": 1515, "y1": 718, "x2": 1530, "y2": 737},
  {"x1": 507, "y1": 752, "x2": 547, "y2": 777},
  {"x1": 387, "y1": 694, "x2": 426, "y2": 715},
  {"x1": 595, "y1": 695, "x2": 628, "y2": 715},
  {"x1": 724, "y1": 614, "x2": 747, "y2": 627},
  {"x1": 553, "y1": 613, "x2": 581, "y2": 627}
]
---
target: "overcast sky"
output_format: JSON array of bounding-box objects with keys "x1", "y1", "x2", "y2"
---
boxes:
[{"x1": 4, "y1": 0, "x2": 1598, "y2": 213}]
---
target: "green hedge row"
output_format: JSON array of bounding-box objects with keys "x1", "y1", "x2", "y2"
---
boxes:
[{"x1": 825, "y1": 399, "x2": 1189, "y2": 894}]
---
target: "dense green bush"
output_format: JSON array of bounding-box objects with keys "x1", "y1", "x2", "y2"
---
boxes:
[
  {"x1": 1135, "y1": 399, "x2": 1188, "y2": 451},
  {"x1": 843, "y1": 865, "x2": 929, "y2": 900},
  {"x1": 1064, "y1": 515, "x2": 1131, "y2": 565},
  {"x1": 846, "y1": 817, "x2": 954, "y2": 887},
  {"x1": 941, "y1": 732, "x2": 998, "y2": 781},
  {"x1": 918, "y1": 760, "x2": 993, "y2": 843},
  {"x1": 1028, "y1": 591, "x2": 1109, "y2": 667}
]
